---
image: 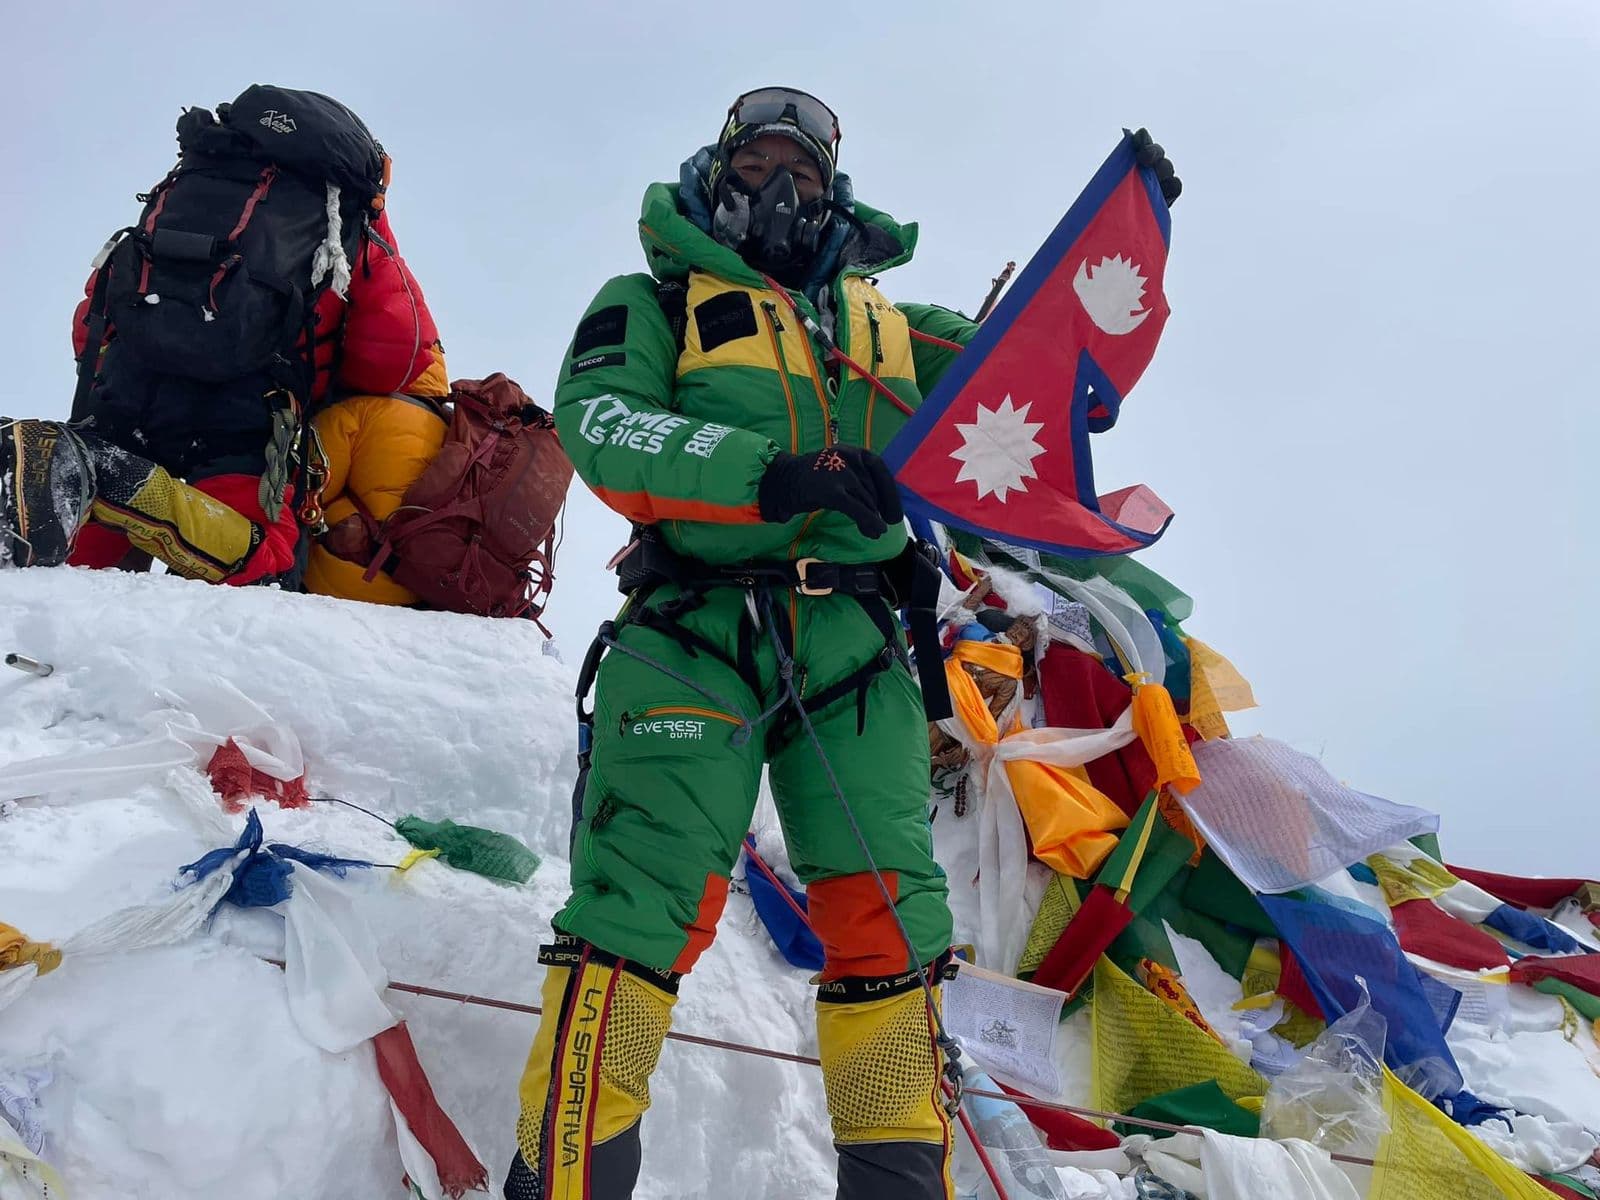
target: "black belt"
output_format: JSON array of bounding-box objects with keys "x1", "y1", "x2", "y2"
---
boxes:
[
  {"x1": 681, "y1": 556, "x2": 895, "y2": 602},
  {"x1": 610, "y1": 528, "x2": 952, "y2": 722}
]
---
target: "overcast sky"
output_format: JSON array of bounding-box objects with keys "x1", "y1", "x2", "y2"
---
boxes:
[{"x1": 4, "y1": 1, "x2": 1595, "y2": 874}]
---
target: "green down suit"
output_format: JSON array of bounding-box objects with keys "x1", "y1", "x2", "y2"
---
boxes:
[{"x1": 511, "y1": 179, "x2": 978, "y2": 1200}]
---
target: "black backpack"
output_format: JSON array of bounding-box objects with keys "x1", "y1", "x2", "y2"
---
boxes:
[{"x1": 74, "y1": 85, "x2": 389, "y2": 415}]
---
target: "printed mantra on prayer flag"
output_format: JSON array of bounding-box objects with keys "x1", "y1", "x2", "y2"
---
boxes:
[{"x1": 885, "y1": 133, "x2": 1175, "y2": 557}]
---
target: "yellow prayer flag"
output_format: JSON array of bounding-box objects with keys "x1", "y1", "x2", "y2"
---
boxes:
[
  {"x1": 395, "y1": 847, "x2": 443, "y2": 875},
  {"x1": 1011, "y1": 764, "x2": 1129, "y2": 879},
  {"x1": 0, "y1": 921, "x2": 61, "y2": 977},
  {"x1": 1367, "y1": 854, "x2": 1459, "y2": 907},
  {"x1": 1191, "y1": 709, "x2": 1232, "y2": 741},
  {"x1": 1577, "y1": 882, "x2": 1600, "y2": 913},
  {"x1": 1091, "y1": 958, "x2": 1266, "y2": 1117},
  {"x1": 1128, "y1": 680, "x2": 1200, "y2": 795},
  {"x1": 946, "y1": 649, "x2": 1129, "y2": 879},
  {"x1": 1366, "y1": 1067, "x2": 1549, "y2": 1199},
  {"x1": 1234, "y1": 943, "x2": 1323, "y2": 1045},
  {"x1": 1186, "y1": 637, "x2": 1258, "y2": 741},
  {"x1": 1019, "y1": 872, "x2": 1083, "y2": 977},
  {"x1": 0, "y1": 1117, "x2": 68, "y2": 1197},
  {"x1": 1239, "y1": 942, "x2": 1282, "y2": 1001}
]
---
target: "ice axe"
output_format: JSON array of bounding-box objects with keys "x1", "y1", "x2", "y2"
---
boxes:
[{"x1": 974, "y1": 260, "x2": 1016, "y2": 323}]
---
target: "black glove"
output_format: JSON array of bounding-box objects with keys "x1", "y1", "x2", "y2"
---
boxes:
[
  {"x1": 1131, "y1": 128, "x2": 1182, "y2": 207},
  {"x1": 758, "y1": 446, "x2": 904, "y2": 539}
]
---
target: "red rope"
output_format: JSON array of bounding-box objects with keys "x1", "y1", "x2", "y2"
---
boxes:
[
  {"x1": 257, "y1": 956, "x2": 1378, "y2": 1167},
  {"x1": 759, "y1": 275, "x2": 917, "y2": 417},
  {"x1": 742, "y1": 838, "x2": 817, "y2": 934},
  {"x1": 828, "y1": 346, "x2": 917, "y2": 417},
  {"x1": 908, "y1": 328, "x2": 967, "y2": 354},
  {"x1": 947, "y1": 1081, "x2": 1014, "y2": 1199}
]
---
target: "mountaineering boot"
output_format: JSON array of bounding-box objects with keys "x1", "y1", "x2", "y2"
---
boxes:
[
  {"x1": 74, "y1": 435, "x2": 263, "y2": 582},
  {"x1": 508, "y1": 935, "x2": 678, "y2": 1200},
  {"x1": 818, "y1": 974, "x2": 955, "y2": 1200},
  {"x1": 1, "y1": 418, "x2": 95, "y2": 568}
]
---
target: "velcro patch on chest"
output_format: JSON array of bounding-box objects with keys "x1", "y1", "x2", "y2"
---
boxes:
[
  {"x1": 693, "y1": 291, "x2": 759, "y2": 353},
  {"x1": 572, "y1": 304, "x2": 629, "y2": 356}
]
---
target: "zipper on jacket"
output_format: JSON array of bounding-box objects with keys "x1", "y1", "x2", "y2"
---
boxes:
[
  {"x1": 799, "y1": 341, "x2": 835, "y2": 446},
  {"x1": 589, "y1": 792, "x2": 619, "y2": 831},
  {"x1": 576, "y1": 790, "x2": 611, "y2": 896},
  {"x1": 862, "y1": 301, "x2": 883, "y2": 450},
  {"x1": 865, "y1": 302, "x2": 885, "y2": 368},
  {"x1": 761, "y1": 301, "x2": 802, "y2": 452},
  {"x1": 776, "y1": 289, "x2": 836, "y2": 446},
  {"x1": 787, "y1": 510, "x2": 820, "y2": 563},
  {"x1": 570, "y1": 790, "x2": 618, "y2": 895}
]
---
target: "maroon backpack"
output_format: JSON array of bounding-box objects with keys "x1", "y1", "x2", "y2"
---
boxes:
[{"x1": 363, "y1": 374, "x2": 573, "y2": 621}]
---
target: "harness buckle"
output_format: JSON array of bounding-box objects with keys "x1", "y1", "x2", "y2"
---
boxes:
[{"x1": 794, "y1": 558, "x2": 833, "y2": 596}]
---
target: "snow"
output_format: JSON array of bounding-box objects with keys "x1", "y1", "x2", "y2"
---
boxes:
[
  {"x1": 4, "y1": 566, "x2": 1598, "y2": 1198},
  {"x1": 0, "y1": 567, "x2": 1082, "y2": 1198},
  {"x1": 1447, "y1": 996, "x2": 1600, "y2": 1171}
]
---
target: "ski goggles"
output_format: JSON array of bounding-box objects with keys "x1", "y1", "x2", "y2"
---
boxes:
[{"x1": 726, "y1": 87, "x2": 841, "y2": 156}]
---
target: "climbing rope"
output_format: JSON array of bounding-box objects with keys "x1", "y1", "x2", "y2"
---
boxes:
[
  {"x1": 258, "y1": 954, "x2": 1379, "y2": 1168},
  {"x1": 754, "y1": 588, "x2": 970, "y2": 1115}
]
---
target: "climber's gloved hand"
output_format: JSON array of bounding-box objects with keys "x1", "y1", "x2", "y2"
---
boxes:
[
  {"x1": 758, "y1": 446, "x2": 904, "y2": 539},
  {"x1": 1130, "y1": 128, "x2": 1182, "y2": 207}
]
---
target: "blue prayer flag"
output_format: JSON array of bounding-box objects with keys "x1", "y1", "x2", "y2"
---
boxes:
[
  {"x1": 743, "y1": 839, "x2": 824, "y2": 972},
  {"x1": 1261, "y1": 894, "x2": 1463, "y2": 1100}
]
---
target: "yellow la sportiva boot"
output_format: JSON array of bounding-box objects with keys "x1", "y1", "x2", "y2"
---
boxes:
[
  {"x1": 79, "y1": 436, "x2": 261, "y2": 581},
  {"x1": 505, "y1": 935, "x2": 678, "y2": 1200},
  {"x1": 817, "y1": 967, "x2": 956, "y2": 1200}
]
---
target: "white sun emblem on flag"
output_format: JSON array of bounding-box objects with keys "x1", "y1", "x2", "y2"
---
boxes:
[
  {"x1": 1073, "y1": 253, "x2": 1151, "y2": 335},
  {"x1": 949, "y1": 394, "x2": 1046, "y2": 503}
]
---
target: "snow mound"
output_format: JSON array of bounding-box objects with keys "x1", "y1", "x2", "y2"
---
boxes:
[{"x1": 0, "y1": 568, "x2": 879, "y2": 1198}]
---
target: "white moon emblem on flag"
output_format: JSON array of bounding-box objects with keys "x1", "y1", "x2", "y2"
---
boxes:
[
  {"x1": 1073, "y1": 253, "x2": 1151, "y2": 335},
  {"x1": 949, "y1": 394, "x2": 1047, "y2": 503}
]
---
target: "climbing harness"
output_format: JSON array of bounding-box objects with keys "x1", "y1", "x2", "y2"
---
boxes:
[
  {"x1": 568, "y1": 532, "x2": 966, "y2": 1119},
  {"x1": 751, "y1": 583, "x2": 967, "y2": 1112}
]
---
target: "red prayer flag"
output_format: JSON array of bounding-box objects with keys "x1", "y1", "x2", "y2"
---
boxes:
[
  {"x1": 1390, "y1": 899, "x2": 1509, "y2": 972},
  {"x1": 1509, "y1": 954, "x2": 1600, "y2": 996},
  {"x1": 373, "y1": 1022, "x2": 487, "y2": 1198},
  {"x1": 205, "y1": 738, "x2": 308, "y2": 812},
  {"x1": 1030, "y1": 883, "x2": 1134, "y2": 997},
  {"x1": 996, "y1": 1079, "x2": 1121, "y2": 1151},
  {"x1": 1447, "y1": 864, "x2": 1595, "y2": 911},
  {"x1": 1276, "y1": 946, "x2": 1326, "y2": 1021}
]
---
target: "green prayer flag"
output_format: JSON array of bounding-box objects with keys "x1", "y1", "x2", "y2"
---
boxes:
[
  {"x1": 1132, "y1": 875, "x2": 1256, "y2": 979},
  {"x1": 951, "y1": 530, "x2": 1196, "y2": 625},
  {"x1": 1183, "y1": 849, "x2": 1277, "y2": 937},
  {"x1": 395, "y1": 816, "x2": 540, "y2": 884},
  {"x1": 1095, "y1": 793, "x2": 1195, "y2": 910},
  {"x1": 1409, "y1": 832, "x2": 1444, "y2": 861},
  {"x1": 1532, "y1": 976, "x2": 1600, "y2": 1022},
  {"x1": 1118, "y1": 1080, "x2": 1261, "y2": 1140}
]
